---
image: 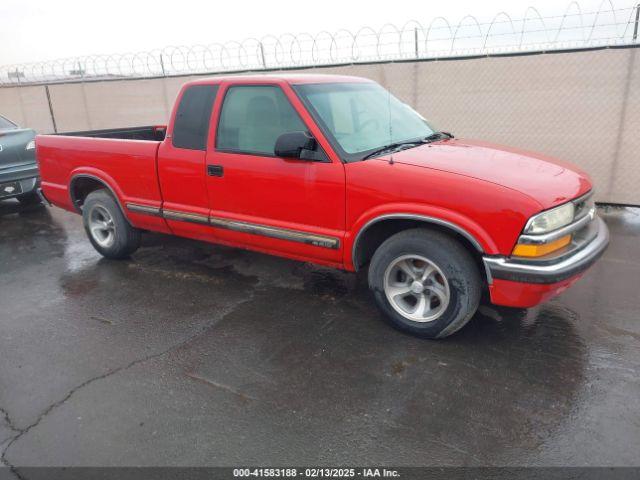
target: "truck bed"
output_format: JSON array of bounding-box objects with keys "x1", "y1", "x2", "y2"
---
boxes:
[
  {"x1": 36, "y1": 130, "x2": 165, "y2": 214},
  {"x1": 58, "y1": 125, "x2": 166, "y2": 142}
]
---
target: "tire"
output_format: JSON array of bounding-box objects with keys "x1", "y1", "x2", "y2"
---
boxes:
[
  {"x1": 368, "y1": 228, "x2": 481, "y2": 339},
  {"x1": 82, "y1": 189, "x2": 141, "y2": 259},
  {"x1": 17, "y1": 191, "x2": 42, "y2": 205}
]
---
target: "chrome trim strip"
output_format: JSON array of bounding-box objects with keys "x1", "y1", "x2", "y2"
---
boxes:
[
  {"x1": 125, "y1": 204, "x2": 340, "y2": 249},
  {"x1": 126, "y1": 203, "x2": 162, "y2": 217},
  {"x1": 209, "y1": 216, "x2": 340, "y2": 249},
  {"x1": 351, "y1": 213, "x2": 484, "y2": 271},
  {"x1": 163, "y1": 209, "x2": 210, "y2": 225},
  {"x1": 483, "y1": 217, "x2": 609, "y2": 284},
  {"x1": 518, "y1": 209, "x2": 595, "y2": 244},
  {"x1": 483, "y1": 261, "x2": 494, "y2": 285}
]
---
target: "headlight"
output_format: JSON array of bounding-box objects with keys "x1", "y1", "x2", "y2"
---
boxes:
[
  {"x1": 524, "y1": 202, "x2": 575, "y2": 234},
  {"x1": 25, "y1": 140, "x2": 36, "y2": 150}
]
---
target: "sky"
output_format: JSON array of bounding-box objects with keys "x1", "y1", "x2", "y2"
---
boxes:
[{"x1": 0, "y1": 0, "x2": 634, "y2": 66}]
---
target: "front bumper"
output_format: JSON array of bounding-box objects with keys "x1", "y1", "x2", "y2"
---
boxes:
[
  {"x1": 483, "y1": 216, "x2": 609, "y2": 307},
  {"x1": 484, "y1": 217, "x2": 609, "y2": 284}
]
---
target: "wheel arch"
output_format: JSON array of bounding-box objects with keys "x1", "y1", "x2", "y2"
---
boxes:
[
  {"x1": 69, "y1": 173, "x2": 127, "y2": 216},
  {"x1": 351, "y1": 213, "x2": 490, "y2": 276}
]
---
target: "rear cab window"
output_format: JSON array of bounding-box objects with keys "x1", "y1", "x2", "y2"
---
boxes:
[
  {"x1": 172, "y1": 85, "x2": 218, "y2": 150},
  {"x1": 216, "y1": 85, "x2": 307, "y2": 156}
]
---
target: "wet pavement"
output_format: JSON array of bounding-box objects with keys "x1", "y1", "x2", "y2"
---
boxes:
[{"x1": 0, "y1": 201, "x2": 639, "y2": 468}]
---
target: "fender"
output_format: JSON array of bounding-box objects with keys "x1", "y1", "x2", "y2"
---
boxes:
[
  {"x1": 346, "y1": 203, "x2": 498, "y2": 271},
  {"x1": 69, "y1": 168, "x2": 128, "y2": 214},
  {"x1": 69, "y1": 168, "x2": 171, "y2": 234}
]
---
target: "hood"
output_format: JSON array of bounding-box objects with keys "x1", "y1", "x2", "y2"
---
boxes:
[
  {"x1": 0, "y1": 128, "x2": 37, "y2": 170},
  {"x1": 384, "y1": 139, "x2": 592, "y2": 209}
]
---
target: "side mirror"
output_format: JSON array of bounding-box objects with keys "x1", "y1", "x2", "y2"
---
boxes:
[{"x1": 274, "y1": 131, "x2": 317, "y2": 159}]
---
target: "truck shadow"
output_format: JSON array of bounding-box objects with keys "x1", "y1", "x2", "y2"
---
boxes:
[
  {"x1": 175, "y1": 278, "x2": 587, "y2": 464},
  {"x1": 0, "y1": 198, "x2": 47, "y2": 218},
  {"x1": 0, "y1": 201, "x2": 69, "y2": 272}
]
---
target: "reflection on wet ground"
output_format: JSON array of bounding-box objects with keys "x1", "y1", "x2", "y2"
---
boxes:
[{"x1": 1, "y1": 199, "x2": 639, "y2": 467}]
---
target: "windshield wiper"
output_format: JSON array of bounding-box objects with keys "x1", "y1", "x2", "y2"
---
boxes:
[
  {"x1": 361, "y1": 140, "x2": 425, "y2": 161},
  {"x1": 361, "y1": 132, "x2": 455, "y2": 161},
  {"x1": 423, "y1": 131, "x2": 454, "y2": 142}
]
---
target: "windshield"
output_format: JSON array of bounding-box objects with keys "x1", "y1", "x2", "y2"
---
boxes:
[
  {"x1": 0, "y1": 115, "x2": 18, "y2": 131},
  {"x1": 294, "y1": 82, "x2": 435, "y2": 161}
]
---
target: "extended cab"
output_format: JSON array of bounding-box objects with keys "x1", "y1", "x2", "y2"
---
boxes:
[{"x1": 36, "y1": 74, "x2": 609, "y2": 338}]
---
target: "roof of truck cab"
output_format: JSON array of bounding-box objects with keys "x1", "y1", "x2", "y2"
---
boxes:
[{"x1": 185, "y1": 73, "x2": 373, "y2": 86}]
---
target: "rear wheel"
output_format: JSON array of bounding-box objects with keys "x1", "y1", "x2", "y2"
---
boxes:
[
  {"x1": 82, "y1": 189, "x2": 140, "y2": 259},
  {"x1": 368, "y1": 228, "x2": 481, "y2": 338}
]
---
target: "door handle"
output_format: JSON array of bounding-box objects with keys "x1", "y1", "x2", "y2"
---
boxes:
[{"x1": 207, "y1": 165, "x2": 224, "y2": 177}]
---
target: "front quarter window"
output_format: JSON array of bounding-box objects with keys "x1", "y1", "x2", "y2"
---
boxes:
[{"x1": 294, "y1": 82, "x2": 435, "y2": 161}]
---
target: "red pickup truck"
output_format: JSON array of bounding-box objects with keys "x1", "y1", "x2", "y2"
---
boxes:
[{"x1": 36, "y1": 74, "x2": 609, "y2": 338}]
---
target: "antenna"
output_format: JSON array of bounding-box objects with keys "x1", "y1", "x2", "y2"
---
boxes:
[{"x1": 388, "y1": 84, "x2": 394, "y2": 165}]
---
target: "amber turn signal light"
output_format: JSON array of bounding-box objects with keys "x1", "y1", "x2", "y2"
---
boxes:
[{"x1": 512, "y1": 234, "x2": 572, "y2": 258}]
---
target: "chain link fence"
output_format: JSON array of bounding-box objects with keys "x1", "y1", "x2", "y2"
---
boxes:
[{"x1": 332, "y1": 48, "x2": 639, "y2": 206}]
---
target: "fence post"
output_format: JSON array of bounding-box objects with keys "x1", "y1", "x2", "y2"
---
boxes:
[
  {"x1": 77, "y1": 61, "x2": 93, "y2": 130},
  {"x1": 259, "y1": 43, "x2": 267, "y2": 69},
  {"x1": 45, "y1": 85, "x2": 58, "y2": 134},
  {"x1": 14, "y1": 71, "x2": 28, "y2": 127},
  {"x1": 633, "y1": 3, "x2": 640, "y2": 41},
  {"x1": 160, "y1": 54, "x2": 166, "y2": 77},
  {"x1": 414, "y1": 28, "x2": 419, "y2": 58}
]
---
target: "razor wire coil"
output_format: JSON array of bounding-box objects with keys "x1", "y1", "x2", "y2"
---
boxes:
[{"x1": 1, "y1": 2, "x2": 638, "y2": 85}]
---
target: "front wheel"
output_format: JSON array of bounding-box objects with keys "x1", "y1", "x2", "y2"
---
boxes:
[
  {"x1": 82, "y1": 189, "x2": 141, "y2": 259},
  {"x1": 368, "y1": 228, "x2": 482, "y2": 338}
]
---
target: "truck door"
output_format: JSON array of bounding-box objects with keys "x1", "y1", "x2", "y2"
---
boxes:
[
  {"x1": 157, "y1": 84, "x2": 218, "y2": 242},
  {"x1": 204, "y1": 82, "x2": 345, "y2": 265}
]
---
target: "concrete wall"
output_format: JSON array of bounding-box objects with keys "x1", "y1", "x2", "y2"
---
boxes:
[
  {"x1": 1, "y1": 47, "x2": 638, "y2": 204},
  {"x1": 0, "y1": 85, "x2": 55, "y2": 134}
]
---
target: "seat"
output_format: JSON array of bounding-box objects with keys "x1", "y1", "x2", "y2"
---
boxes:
[{"x1": 239, "y1": 95, "x2": 283, "y2": 154}]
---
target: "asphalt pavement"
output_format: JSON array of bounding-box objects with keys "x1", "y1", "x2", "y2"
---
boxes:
[{"x1": 1, "y1": 201, "x2": 639, "y2": 470}]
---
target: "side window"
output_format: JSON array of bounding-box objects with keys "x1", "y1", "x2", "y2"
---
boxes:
[
  {"x1": 172, "y1": 85, "x2": 218, "y2": 150},
  {"x1": 216, "y1": 85, "x2": 306, "y2": 156}
]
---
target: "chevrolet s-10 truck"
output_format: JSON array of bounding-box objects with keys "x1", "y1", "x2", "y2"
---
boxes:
[{"x1": 36, "y1": 74, "x2": 609, "y2": 338}]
